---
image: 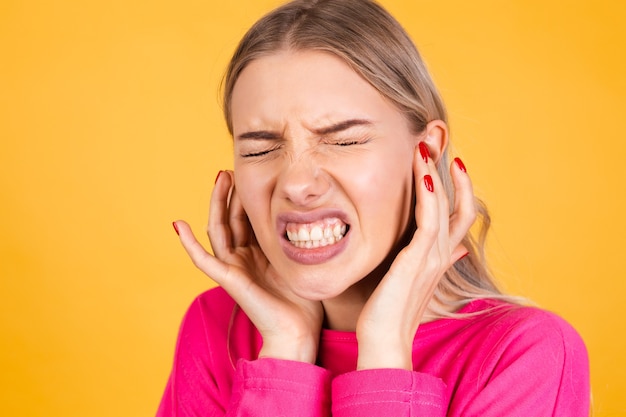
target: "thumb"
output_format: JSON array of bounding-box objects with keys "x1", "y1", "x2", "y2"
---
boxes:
[{"x1": 173, "y1": 220, "x2": 229, "y2": 283}]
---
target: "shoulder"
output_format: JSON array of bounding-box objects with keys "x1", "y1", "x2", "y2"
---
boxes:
[
  {"x1": 459, "y1": 299, "x2": 589, "y2": 386},
  {"x1": 463, "y1": 299, "x2": 586, "y2": 353},
  {"x1": 180, "y1": 286, "x2": 261, "y2": 361},
  {"x1": 450, "y1": 300, "x2": 590, "y2": 414},
  {"x1": 176, "y1": 287, "x2": 236, "y2": 349},
  {"x1": 191, "y1": 285, "x2": 237, "y2": 317},
  {"x1": 182, "y1": 286, "x2": 236, "y2": 319}
]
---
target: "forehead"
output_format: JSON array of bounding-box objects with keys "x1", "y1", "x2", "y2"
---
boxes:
[{"x1": 230, "y1": 50, "x2": 405, "y2": 134}]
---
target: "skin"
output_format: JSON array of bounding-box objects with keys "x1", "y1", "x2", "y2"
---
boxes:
[{"x1": 174, "y1": 50, "x2": 476, "y2": 370}]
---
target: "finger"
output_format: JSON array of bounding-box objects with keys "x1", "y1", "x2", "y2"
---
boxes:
[
  {"x1": 227, "y1": 174, "x2": 253, "y2": 248},
  {"x1": 426, "y1": 156, "x2": 451, "y2": 260},
  {"x1": 207, "y1": 170, "x2": 234, "y2": 259},
  {"x1": 174, "y1": 220, "x2": 229, "y2": 284},
  {"x1": 176, "y1": 220, "x2": 264, "y2": 305},
  {"x1": 375, "y1": 149, "x2": 443, "y2": 334},
  {"x1": 448, "y1": 157, "x2": 477, "y2": 249},
  {"x1": 405, "y1": 144, "x2": 440, "y2": 259},
  {"x1": 414, "y1": 143, "x2": 448, "y2": 255}
]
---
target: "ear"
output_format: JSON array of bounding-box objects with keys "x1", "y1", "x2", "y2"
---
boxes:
[{"x1": 417, "y1": 120, "x2": 448, "y2": 164}]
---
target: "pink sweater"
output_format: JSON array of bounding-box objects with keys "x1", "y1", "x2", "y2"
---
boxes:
[{"x1": 157, "y1": 287, "x2": 589, "y2": 416}]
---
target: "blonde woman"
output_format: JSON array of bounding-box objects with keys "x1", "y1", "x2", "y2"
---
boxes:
[{"x1": 158, "y1": 1, "x2": 589, "y2": 415}]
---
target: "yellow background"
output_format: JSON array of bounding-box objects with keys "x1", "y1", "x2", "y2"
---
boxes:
[{"x1": 1, "y1": 0, "x2": 624, "y2": 415}]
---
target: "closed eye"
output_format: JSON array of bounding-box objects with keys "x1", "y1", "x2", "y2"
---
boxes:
[
  {"x1": 241, "y1": 150, "x2": 270, "y2": 157},
  {"x1": 336, "y1": 140, "x2": 361, "y2": 146},
  {"x1": 331, "y1": 138, "x2": 370, "y2": 147},
  {"x1": 240, "y1": 145, "x2": 282, "y2": 158}
]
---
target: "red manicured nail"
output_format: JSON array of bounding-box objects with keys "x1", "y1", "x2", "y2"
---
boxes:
[
  {"x1": 458, "y1": 251, "x2": 470, "y2": 261},
  {"x1": 454, "y1": 157, "x2": 467, "y2": 173},
  {"x1": 215, "y1": 170, "x2": 222, "y2": 184},
  {"x1": 172, "y1": 222, "x2": 179, "y2": 236},
  {"x1": 424, "y1": 175, "x2": 434, "y2": 192},
  {"x1": 418, "y1": 142, "x2": 431, "y2": 163}
]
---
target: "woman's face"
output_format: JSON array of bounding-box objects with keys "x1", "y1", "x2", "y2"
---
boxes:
[{"x1": 230, "y1": 50, "x2": 417, "y2": 301}]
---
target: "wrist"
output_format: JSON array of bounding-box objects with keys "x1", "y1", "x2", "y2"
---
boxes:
[
  {"x1": 258, "y1": 335, "x2": 319, "y2": 364},
  {"x1": 356, "y1": 335, "x2": 412, "y2": 370}
]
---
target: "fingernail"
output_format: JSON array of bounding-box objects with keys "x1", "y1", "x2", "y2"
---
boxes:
[
  {"x1": 215, "y1": 170, "x2": 222, "y2": 184},
  {"x1": 458, "y1": 251, "x2": 470, "y2": 261},
  {"x1": 172, "y1": 221, "x2": 179, "y2": 236},
  {"x1": 454, "y1": 157, "x2": 467, "y2": 173},
  {"x1": 418, "y1": 142, "x2": 430, "y2": 163},
  {"x1": 424, "y1": 175, "x2": 434, "y2": 192}
]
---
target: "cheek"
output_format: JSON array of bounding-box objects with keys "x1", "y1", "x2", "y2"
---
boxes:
[
  {"x1": 233, "y1": 168, "x2": 276, "y2": 239},
  {"x1": 358, "y1": 148, "x2": 413, "y2": 196},
  {"x1": 234, "y1": 170, "x2": 264, "y2": 216},
  {"x1": 353, "y1": 150, "x2": 414, "y2": 232}
]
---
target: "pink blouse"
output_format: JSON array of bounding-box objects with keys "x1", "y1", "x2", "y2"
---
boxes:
[{"x1": 157, "y1": 287, "x2": 589, "y2": 416}]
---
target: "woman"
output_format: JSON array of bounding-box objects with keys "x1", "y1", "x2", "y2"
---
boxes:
[{"x1": 158, "y1": 0, "x2": 589, "y2": 415}]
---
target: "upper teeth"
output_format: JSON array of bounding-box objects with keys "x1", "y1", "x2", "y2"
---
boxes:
[{"x1": 286, "y1": 218, "x2": 347, "y2": 249}]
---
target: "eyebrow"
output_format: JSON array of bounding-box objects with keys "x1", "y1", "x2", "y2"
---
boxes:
[
  {"x1": 236, "y1": 130, "x2": 281, "y2": 140},
  {"x1": 236, "y1": 119, "x2": 373, "y2": 141},
  {"x1": 312, "y1": 119, "x2": 373, "y2": 135}
]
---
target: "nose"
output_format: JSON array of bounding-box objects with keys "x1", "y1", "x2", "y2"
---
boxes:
[{"x1": 278, "y1": 155, "x2": 330, "y2": 207}]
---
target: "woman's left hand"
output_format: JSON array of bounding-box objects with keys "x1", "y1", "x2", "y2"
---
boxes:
[{"x1": 355, "y1": 144, "x2": 476, "y2": 370}]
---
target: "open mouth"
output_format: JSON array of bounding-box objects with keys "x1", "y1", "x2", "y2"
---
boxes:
[{"x1": 285, "y1": 217, "x2": 349, "y2": 249}]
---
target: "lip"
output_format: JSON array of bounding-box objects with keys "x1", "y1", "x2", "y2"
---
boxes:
[{"x1": 277, "y1": 209, "x2": 351, "y2": 265}]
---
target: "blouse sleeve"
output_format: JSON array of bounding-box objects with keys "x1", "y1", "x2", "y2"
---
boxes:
[
  {"x1": 227, "y1": 359, "x2": 331, "y2": 417},
  {"x1": 331, "y1": 369, "x2": 447, "y2": 416},
  {"x1": 156, "y1": 296, "x2": 228, "y2": 417},
  {"x1": 156, "y1": 294, "x2": 332, "y2": 417}
]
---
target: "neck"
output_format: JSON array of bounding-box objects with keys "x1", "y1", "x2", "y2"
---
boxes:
[
  {"x1": 319, "y1": 217, "x2": 461, "y2": 331},
  {"x1": 321, "y1": 276, "x2": 377, "y2": 331},
  {"x1": 321, "y1": 226, "x2": 408, "y2": 331}
]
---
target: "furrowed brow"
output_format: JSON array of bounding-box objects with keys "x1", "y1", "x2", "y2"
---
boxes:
[
  {"x1": 236, "y1": 119, "x2": 373, "y2": 140},
  {"x1": 236, "y1": 130, "x2": 282, "y2": 141},
  {"x1": 313, "y1": 119, "x2": 373, "y2": 135}
]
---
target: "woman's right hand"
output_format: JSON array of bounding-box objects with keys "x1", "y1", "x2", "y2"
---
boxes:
[{"x1": 173, "y1": 170, "x2": 324, "y2": 364}]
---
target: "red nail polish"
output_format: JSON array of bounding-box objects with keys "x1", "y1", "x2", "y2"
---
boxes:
[
  {"x1": 214, "y1": 170, "x2": 222, "y2": 184},
  {"x1": 172, "y1": 222, "x2": 179, "y2": 236},
  {"x1": 418, "y1": 142, "x2": 430, "y2": 163},
  {"x1": 454, "y1": 157, "x2": 467, "y2": 173},
  {"x1": 424, "y1": 175, "x2": 434, "y2": 192},
  {"x1": 458, "y1": 251, "x2": 470, "y2": 261}
]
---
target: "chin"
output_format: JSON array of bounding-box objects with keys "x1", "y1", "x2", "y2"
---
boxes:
[{"x1": 287, "y1": 272, "x2": 355, "y2": 302}]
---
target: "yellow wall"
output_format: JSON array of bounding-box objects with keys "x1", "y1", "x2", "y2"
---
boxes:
[{"x1": 1, "y1": 0, "x2": 624, "y2": 415}]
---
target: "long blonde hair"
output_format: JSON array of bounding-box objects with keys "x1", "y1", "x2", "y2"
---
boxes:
[{"x1": 222, "y1": 0, "x2": 515, "y2": 313}]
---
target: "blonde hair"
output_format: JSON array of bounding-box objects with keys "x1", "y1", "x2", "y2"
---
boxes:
[{"x1": 222, "y1": 0, "x2": 515, "y2": 313}]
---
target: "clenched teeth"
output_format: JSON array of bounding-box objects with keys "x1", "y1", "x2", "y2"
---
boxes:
[{"x1": 286, "y1": 218, "x2": 348, "y2": 249}]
